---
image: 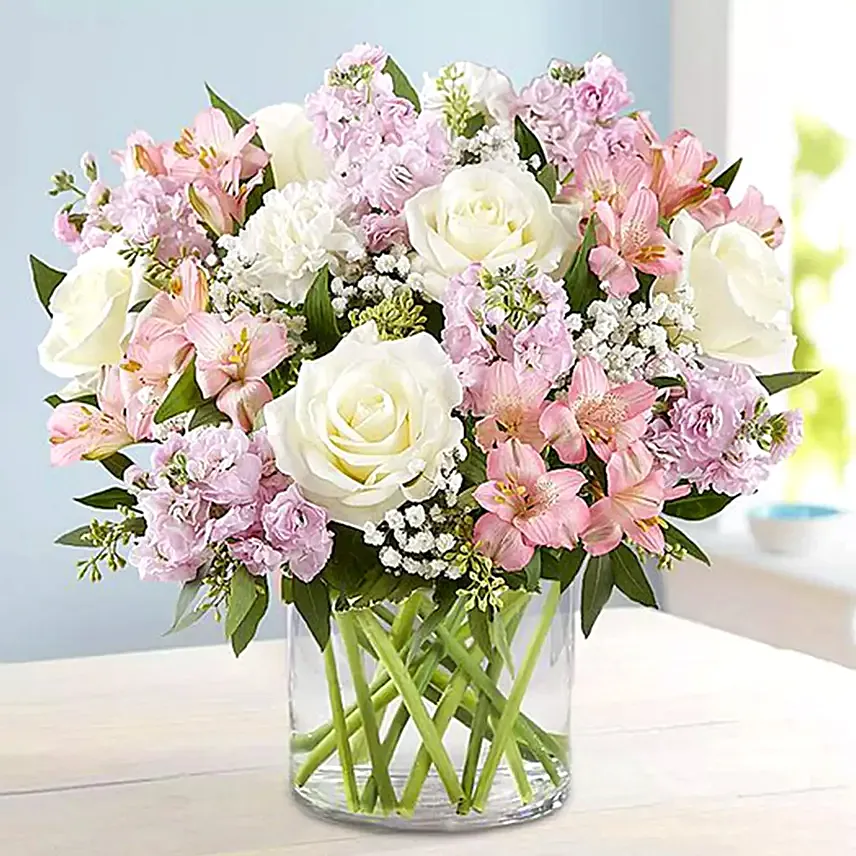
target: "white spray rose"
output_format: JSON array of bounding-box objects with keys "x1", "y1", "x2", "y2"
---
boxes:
[
  {"x1": 421, "y1": 61, "x2": 516, "y2": 131},
  {"x1": 38, "y1": 240, "x2": 152, "y2": 378},
  {"x1": 404, "y1": 161, "x2": 572, "y2": 300},
  {"x1": 220, "y1": 181, "x2": 363, "y2": 306},
  {"x1": 263, "y1": 323, "x2": 464, "y2": 529},
  {"x1": 657, "y1": 211, "x2": 795, "y2": 368},
  {"x1": 252, "y1": 103, "x2": 328, "y2": 188}
]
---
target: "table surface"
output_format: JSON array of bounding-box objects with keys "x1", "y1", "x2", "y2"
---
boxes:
[{"x1": 1, "y1": 610, "x2": 854, "y2": 856}]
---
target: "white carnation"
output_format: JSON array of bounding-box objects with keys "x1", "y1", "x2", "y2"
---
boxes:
[{"x1": 221, "y1": 182, "x2": 364, "y2": 306}]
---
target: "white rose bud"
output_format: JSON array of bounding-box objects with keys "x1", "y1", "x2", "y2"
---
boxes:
[
  {"x1": 263, "y1": 322, "x2": 464, "y2": 529},
  {"x1": 252, "y1": 103, "x2": 328, "y2": 189},
  {"x1": 404, "y1": 161, "x2": 573, "y2": 300},
  {"x1": 657, "y1": 211, "x2": 796, "y2": 369}
]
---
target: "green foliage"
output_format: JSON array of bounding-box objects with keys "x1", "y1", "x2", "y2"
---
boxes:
[
  {"x1": 564, "y1": 218, "x2": 600, "y2": 312},
  {"x1": 30, "y1": 255, "x2": 65, "y2": 316},
  {"x1": 100, "y1": 452, "x2": 135, "y2": 480},
  {"x1": 611, "y1": 544, "x2": 657, "y2": 608},
  {"x1": 383, "y1": 57, "x2": 421, "y2": 110},
  {"x1": 62, "y1": 511, "x2": 146, "y2": 582},
  {"x1": 663, "y1": 489, "x2": 734, "y2": 521},
  {"x1": 663, "y1": 524, "x2": 710, "y2": 567},
  {"x1": 166, "y1": 579, "x2": 204, "y2": 635},
  {"x1": 535, "y1": 163, "x2": 558, "y2": 198},
  {"x1": 757, "y1": 371, "x2": 819, "y2": 396},
  {"x1": 540, "y1": 546, "x2": 586, "y2": 592},
  {"x1": 514, "y1": 116, "x2": 546, "y2": 168},
  {"x1": 154, "y1": 358, "x2": 205, "y2": 423},
  {"x1": 293, "y1": 576, "x2": 332, "y2": 651},
  {"x1": 188, "y1": 401, "x2": 229, "y2": 430},
  {"x1": 225, "y1": 565, "x2": 259, "y2": 638},
  {"x1": 459, "y1": 437, "x2": 487, "y2": 486},
  {"x1": 349, "y1": 288, "x2": 427, "y2": 340},
  {"x1": 523, "y1": 551, "x2": 541, "y2": 592},
  {"x1": 462, "y1": 113, "x2": 486, "y2": 139},
  {"x1": 710, "y1": 157, "x2": 742, "y2": 192},
  {"x1": 303, "y1": 266, "x2": 341, "y2": 356},
  {"x1": 580, "y1": 553, "x2": 613, "y2": 638},
  {"x1": 74, "y1": 487, "x2": 137, "y2": 510},
  {"x1": 468, "y1": 608, "x2": 492, "y2": 654},
  {"x1": 231, "y1": 576, "x2": 269, "y2": 657}
]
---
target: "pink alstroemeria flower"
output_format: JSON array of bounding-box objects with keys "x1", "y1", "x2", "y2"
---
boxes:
[
  {"x1": 540, "y1": 356, "x2": 657, "y2": 464},
  {"x1": 692, "y1": 186, "x2": 784, "y2": 249},
  {"x1": 472, "y1": 361, "x2": 551, "y2": 452},
  {"x1": 583, "y1": 441, "x2": 666, "y2": 556},
  {"x1": 473, "y1": 439, "x2": 590, "y2": 571},
  {"x1": 48, "y1": 370, "x2": 133, "y2": 466},
  {"x1": 649, "y1": 129, "x2": 717, "y2": 219},
  {"x1": 567, "y1": 149, "x2": 650, "y2": 215},
  {"x1": 588, "y1": 188, "x2": 682, "y2": 297},
  {"x1": 185, "y1": 312, "x2": 291, "y2": 431}
]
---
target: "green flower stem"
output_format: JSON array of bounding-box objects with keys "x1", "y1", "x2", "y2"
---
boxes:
[
  {"x1": 501, "y1": 728, "x2": 533, "y2": 805},
  {"x1": 293, "y1": 669, "x2": 401, "y2": 787},
  {"x1": 361, "y1": 647, "x2": 442, "y2": 813},
  {"x1": 429, "y1": 629, "x2": 564, "y2": 781},
  {"x1": 461, "y1": 604, "x2": 527, "y2": 801},
  {"x1": 322, "y1": 640, "x2": 359, "y2": 813},
  {"x1": 338, "y1": 610, "x2": 398, "y2": 814},
  {"x1": 357, "y1": 610, "x2": 466, "y2": 814},
  {"x1": 472, "y1": 581, "x2": 562, "y2": 812},
  {"x1": 399, "y1": 661, "x2": 472, "y2": 815}
]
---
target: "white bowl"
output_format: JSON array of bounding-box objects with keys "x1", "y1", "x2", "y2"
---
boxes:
[{"x1": 747, "y1": 503, "x2": 849, "y2": 556}]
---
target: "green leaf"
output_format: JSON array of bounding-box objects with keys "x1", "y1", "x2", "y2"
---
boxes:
[
  {"x1": 100, "y1": 452, "x2": 134, "y2": 480},
  {"x1": 581, "y1": 553, "x2": 614, "y2": 638},
  {"x1": 166, "y1": 579, "x2": 203, "y2": 634},
  {"x1": 664, "y1": 525, "x2": 711, "y2": 566},
  {"x1": 468, "y1": 609, "x2": 492, "y2": 654},
  {"x1": 45, "y1": 393, "x2": 98, "y2": 408},
  {"x1": 74, "y1": 487, "x2": 137, "y2": 510},
  {"x1": 303, "y1": 266, "x2": 341, "y2": 356},
  {"x1": 281, "y1": 575, "x2": 294, "y2": 604},
  {"x1": 648, "y1": 376, "x2": 683, "y2": 390},
  {"x1": 462, "y1": 112, "x2": 485, "y2": 139},
  {"x1": 535, "y1": 162, "x2": 558, "y2": 198},
  {"x1": 711, "y1": 157, "x2": 742, "y2": 192},
  {"x1": 542, "y1": 545, "x2": 587, "y2": 592},
  {"x1": 490, "y1": 614, "x2": 515, "y2": 677},
  {"x1": 204, "y1": 83, "x2": 274, "y2": 218},
  {"x1": 30, "y1": 255, "x2": 65, "y2": 316},
  {"x1": 292, "y1": 576, "x2": 332, "y2": 651},
  {"x1": 188, "y1": 400, "x2": 228, "y2": 430},
  {"x1": 664, "y1": 490, "x2": 735, "y2": 521},
  {"x1": 231, "y1": 576, "x2": 269, "y2": 657},
  {"x1": 55, "y1": 525, "x2": 93, "y2": 547},
  {"x1": 514, "y1": 116, "x2": 546, "y2": 168},
  {"x1": 154, "y1": 358, "x2": 205, "y2": 424},
  {"x1": 383, "y1": 56, "x2": 421, "y2": 110},
  {"x1": 129, "y1": 298, "x2": 151, "y2": 313},
  {"x1": 564, "y1": 217, "x2": 601, "y2": 312},
  {"x1": 459, "y1": 437, "x2": 486, "y2": 486},
  {"x1": 164, "y1": 607, "x2": 208, "y2": 635},
  {"x1": 523, "y1": 550, "x2": 542, "y2": 592},
  {"x1": 611, "y1": 544, "x2": 658, "y2": 608},
  {"x1": 225, "y1": 565, "x2": 259, "y2": 638},
  {"x1": 757, "y1": 370, "x2": 820, "y2": 396},
  {"x1": 406, "y1": 600, "x2": 447, "y2": 665}
]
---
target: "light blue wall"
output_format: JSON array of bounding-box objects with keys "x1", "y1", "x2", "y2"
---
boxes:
[{"x1": 0, "y1": 0, "x2": 670, "y2": 661}]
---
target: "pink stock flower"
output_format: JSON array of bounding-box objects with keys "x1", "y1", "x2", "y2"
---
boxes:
[
  {"x1": 185, "y1": 312, "x2": 291, "y2": 431},
  {"x1": 567, "y1": 149, "x2": 650, "y2": 214},
  {"x1": 540, "y1": 356, "x2": 657, "y2": 464},
  {"x1": 649, "y1": 129, "x2": 717, "y2": 218},
  {"x1": 262, "y1": 484, "x2": 333, "y2": 582},
  {"x1": 693, "y1": 186, "x2": 784, "y2": 248},
  {"x1": 583, "y1": 441, "x2": 666, "y2": 556},
  {"x1": 472, "y1": 361, "x2": 551, "y2": 452},
  {"x1": 53, "y1": 211, "x2": 82, "y2": 252},
  {"x1": 473, "y1": 439, "x2": 589, "y2": 570},
  {"x1": 588, "y1": 188, "x2": 682, "y2": 297},
  {"x1": 361, "y1": 140, "x2": 443, "y2": 213},
  {"x1": 229, "y1": 537, "x2": 283, "y2": 577},
  {"x1": 361, "y1": 212, "x2": 408, "y2": 252},
  {"x1": 571, "y1": 54, "x2": 633, "y2": 123},
  {"x1": 496, "y1": 313, "x2": 574, "y2": 382}
]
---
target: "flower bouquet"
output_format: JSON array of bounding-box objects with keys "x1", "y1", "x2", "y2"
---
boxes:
[{"x1": 35, "y1": 44, "x2": 813, "y2": 830}]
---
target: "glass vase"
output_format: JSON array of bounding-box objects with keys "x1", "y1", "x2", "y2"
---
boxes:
[{"x1": 288, "y1": 582, "x2": 573, "y2": 830}]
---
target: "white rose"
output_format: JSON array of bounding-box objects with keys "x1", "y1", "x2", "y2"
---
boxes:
[
  {"x1": 421, "y1": 62, "x2": 516, "y2": 130},
  {"x1": 220, "y1": 181, "x2": 363, "y2": 306},
  {"x1": 263, "y1": 322, "x2": 464, "y2": 528},
  {"x1": 252, "y1": 103, "x2": 328, "y2": 188},
  {"x1": 404, "y1": 162, "x2": 572, "y2": 300},
  {"x1": 657, "y1": 212, "x2": 795, "y2": 368},
  {"x1": 38, "y1": 240, "x2": 151, "y2": 378}
]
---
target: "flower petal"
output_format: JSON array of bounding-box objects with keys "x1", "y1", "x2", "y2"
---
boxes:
[
  {"x1": 539, "y1": 400, "x2": 587, "y2": 464},
  {"x1": 569, "y1": 355, "x2": 609, "y2": 401},
  {"x1": 605, "y1": 441, "x2": 655, "y2": 496},
  {"x1": 473, "y1": 513, "x2": 534, "y2": 571},
  {"x1": 582, "y1": 498, "x2": 623, "y2": 556},
  {"x1": 612, "y1": 380, "x2": 657, "y2": 418},
  {"x1": 485, "y1": 438, "x2": 546, "y2": 484}
]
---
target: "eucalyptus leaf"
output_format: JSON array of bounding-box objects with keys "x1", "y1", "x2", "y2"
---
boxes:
[
  {"x1": 166, "y1": 579, "x2": 204, "y2": 634},
  {"x1": 292, "y1": 576, "x2": 332, "y2": 651},
  {"x1": 383, "y1": 56, "x2": 421, "y2": 110},
  {"x1": 611, "y1": 544, "x2": 657, "y2": 608},
  {"x1": 225, "y1": 566, "x2": 259, "y2": 638},
  {"x1": 154, "y1": 358, "x2": 205, "y2": 424},
  {"x1": 581, "y1": 553, "x2": 613, "y2": 638},
  {"x1": 55, "y1": 525, "x2": 93, "y2": 547},
  {"x1": 30, "y1": 255, "x2": 65, "y2": 316},
  {"x1": 164, "y1": 607, "x2": 208, "y2": 636},
  {"x1": 757, "y1": 370, "x2": 820, "y2": 396},
  {"x1": 711, "y1": 157, "x2": 742, "y2": 192},
  {"x1": 664, "y1": 525, "x2": 711, "y2": 566},
  {"x1": 231, "y1": 576, "x2": 269, "y2": 657},
  {"x1": 303, "y1": 266, "x2": 341, "y2": 356},
  {"x1": 74, "y1": 487, "x2": 137, "y2": 510}
]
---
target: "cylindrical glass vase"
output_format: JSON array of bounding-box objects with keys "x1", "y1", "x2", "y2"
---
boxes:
[{"x1": 288, "y1": 582, "x2": 573, "y2": 830}]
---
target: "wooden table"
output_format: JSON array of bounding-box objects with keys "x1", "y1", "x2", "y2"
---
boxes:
[{"x1": 1, "y1": 610, "x2": 854, "y2": 855}]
